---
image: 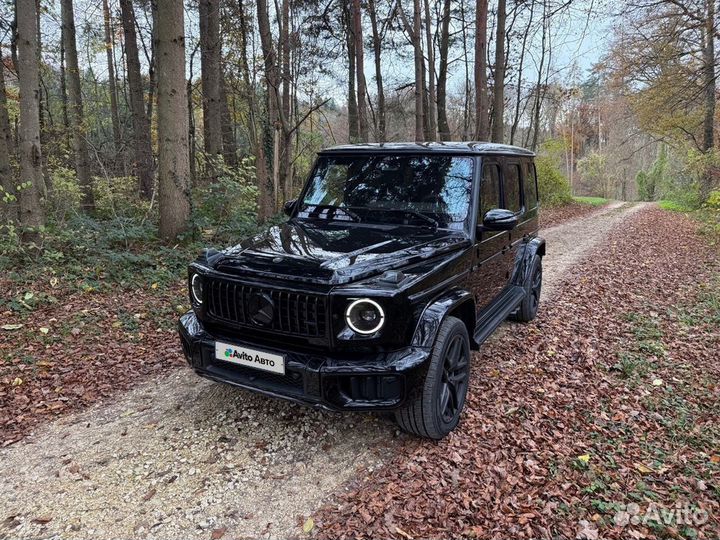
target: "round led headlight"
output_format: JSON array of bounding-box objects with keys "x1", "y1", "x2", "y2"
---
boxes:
[
  {"x1": 191, "y1": 273, "x2": 204, "y2": 305},
  {"x1": 345, "y1": 298, "x2": 385, "y2": 335}
]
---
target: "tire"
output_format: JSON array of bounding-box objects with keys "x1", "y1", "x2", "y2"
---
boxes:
[
  {"x1": 394, "y1": 316, "x2": 471, "y2": 439},
  {"x1": 512, "y1": 256, "x2": 542, "y2": 322}
]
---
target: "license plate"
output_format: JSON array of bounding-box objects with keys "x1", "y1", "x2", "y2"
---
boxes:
[{"x1": 215, "y1": 341, "x2": 285, "y2": 375}]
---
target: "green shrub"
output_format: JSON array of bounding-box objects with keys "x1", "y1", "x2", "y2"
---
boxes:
[
  {"x1": 658, "y1": 200, "x2": 692, "y2": 212},
  {"x1": 636, "y1": 145, "x2": 669, "y2": 201},
  {"x1": 0, "y1": 221, "x2": 21, "y2": 263},
  {"x1": 574, "y1": 196, "x2": 608, "y2": 206},
  {"x1": 94, "y1": 175, "x2": 152, "y2": 220},
  {"x1": 47, "y1": 166, "x2": 83, "y2": 225},
  {"x1": 536, "y1": 155, "x2": 573, "y2": 207},
  {"x1": 705, "y1": 190, "x2": 720, "y2": 210},
  {"x1": 192, "y1": 157, "x2": 259, "y2": 243},
  {"x1": 577, "y1": 152, "x2": 614, "y2": 198}
]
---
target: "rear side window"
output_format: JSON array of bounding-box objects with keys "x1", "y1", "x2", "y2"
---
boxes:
[
  {"x1": 525, "y1": 161, "x2": 538, "y2": 209},
  {"x1": 480, "y1": 163, "x2": 501, "y2": 217},
  {"x1": 503, "y1": 163, "x2": 522, "y2": 213}
]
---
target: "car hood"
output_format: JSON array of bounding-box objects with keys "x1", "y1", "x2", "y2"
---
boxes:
[{"x1": 208, "y1": 220, "x2": 470, "y2": 285}]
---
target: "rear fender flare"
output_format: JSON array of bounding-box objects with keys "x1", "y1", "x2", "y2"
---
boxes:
[{"x1": 512, "y1": 236, "x2": 545, "y2": 287}]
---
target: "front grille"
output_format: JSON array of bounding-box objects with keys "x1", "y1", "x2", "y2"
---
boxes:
[{"x1": 206, "y1": 279, "x2": 328, "y2": 338}]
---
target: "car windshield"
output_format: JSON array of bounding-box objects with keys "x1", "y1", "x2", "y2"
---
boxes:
[{"x1": 297, "y1": 154, "x2": 474, "y2": 230}]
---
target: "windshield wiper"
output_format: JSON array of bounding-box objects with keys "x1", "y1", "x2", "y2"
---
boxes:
[
  {"x1": 401, "y1": 209, "x2": 439, "y2": 229},
  {"x1": 304, "y1": 204, "x2": 362, "y2": 222},
  {"x1": 349, "y1": 206, "x2": 438, "y2": 229}
]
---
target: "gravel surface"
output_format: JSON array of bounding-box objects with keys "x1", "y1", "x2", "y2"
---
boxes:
[
  {"x1": 0, "y1": 202, "x2": 648, "y2": 540},
  {"x1": 540, "y1": 201, "x2": 649, "y2": 299}
]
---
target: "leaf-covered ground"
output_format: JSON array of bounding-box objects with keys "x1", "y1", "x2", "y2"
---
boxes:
[
  {"x1": 315, "y1": 208, "x2": 719, "y2": 540},
  {"x1": 540, "y1": 201, "x2": 609, "y2": 229},
  {"x1": 0, "y1": 280, "x2": 186, "y2": 445}
]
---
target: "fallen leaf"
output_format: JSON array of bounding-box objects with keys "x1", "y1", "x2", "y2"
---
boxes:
[
  {"x1": 652, "y1": 378, "x2": 663, "y2": 386},
  {"x1": 39, "y1": 327, "x2": 49, "y2": 334},
  {"x1": 11, "y1": 378, "x2": 23, "y2": 386},
  {"x1": 396, "y1": 526, "x2": 414, "y2": 539},
  {"x1": 302, "y1": 517, "x2": 314, "y2": 534},
  {"x1": 151, "y1": 282, "x2": 158, "y2": 289},
  {"x1": 32, "y1": 516, "x2": 52, "y2": 524},
  {"x1": 711, "y1": 455, "x2": 720, "y2": 464},
  {"x1": 634, "y1": 462, "x2": 654, "y2": 474},
  {"x1": 1, "y1": 324, "x2": 23, "y2": 331},
  {"x1": 142, "y1": 488, "x2": 157, "y2": 501},
  {"x1": 577, "y1": 454, "x2": 591, "y2": 464},
  {"x1": 210, "y1": 527, "x2": 227, "y2": 539},
  {"x1": 576, "y1": 519, "x2": 598, "y2": 540}
]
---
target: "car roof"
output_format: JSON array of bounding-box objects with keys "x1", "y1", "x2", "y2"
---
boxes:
[{"x1": 318, "y1": 141, "x2": 535, "y2": 157}]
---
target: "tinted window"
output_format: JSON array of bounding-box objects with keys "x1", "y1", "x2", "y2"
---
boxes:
[
  {"x1": 300, "y1": 155, "x2": 473, "y2": 229},
  {"x1": 480, "y1": 163, "x2": 501, "y2": 217},
  {"x1": 503, "y1": 163, "x2": 522, "y2": 212},
  {"x1": 525, "y1": 161, "x2": 538, "y2": 209}
]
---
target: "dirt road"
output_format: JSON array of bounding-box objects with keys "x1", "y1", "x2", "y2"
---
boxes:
[{"x1": 0, "y1": 202, "x2": 648, "y2": 540}]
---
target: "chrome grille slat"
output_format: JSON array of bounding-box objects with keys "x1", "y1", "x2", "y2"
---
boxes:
[{"x1": 206, "y1": 278, "x2": 327, "y2": 339}]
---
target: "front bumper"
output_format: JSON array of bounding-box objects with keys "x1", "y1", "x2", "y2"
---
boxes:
[{"x1": 177, "y1": 312, "x2": 431, "y2": 411}]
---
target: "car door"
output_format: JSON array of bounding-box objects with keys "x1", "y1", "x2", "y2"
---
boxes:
[
  {"x1": 470, "y1": 159, "x2": 508, "y2": 314},
  {"x1": 502, "y1": 159, "x2": 525, "y2": 281}
]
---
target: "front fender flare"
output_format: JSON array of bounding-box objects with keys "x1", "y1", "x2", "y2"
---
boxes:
[{"x1": 410, "y1": 288, "x2": 477, "y2": 350}]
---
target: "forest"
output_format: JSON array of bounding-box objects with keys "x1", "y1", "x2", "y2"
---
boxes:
[
  {"x1": 0, "y1": 0, "x2": 719, "y2": 539},
  {"x1": 0, "y1": 0, "x2": 718, "y2": 254}
]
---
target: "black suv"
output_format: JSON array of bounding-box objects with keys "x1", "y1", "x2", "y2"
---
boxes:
[{"x1": 178, "y1": 142, "x2": 545, "y2": 439}]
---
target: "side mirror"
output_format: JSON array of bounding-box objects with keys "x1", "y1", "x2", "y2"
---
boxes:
[
  {"x1": 481, "y1": 208, "x2": 518, "y2": 231},
  {"x1": 283, "y1": 199, "x2": 297, "y2": 217}
]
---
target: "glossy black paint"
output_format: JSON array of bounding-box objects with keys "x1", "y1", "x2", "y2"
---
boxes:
[
  {"x1": 482, "y1": 208, "x2": 519, "y2": 231},
  {"x1": 178, "y1": 142, "x2": 545, "y2": 411}
]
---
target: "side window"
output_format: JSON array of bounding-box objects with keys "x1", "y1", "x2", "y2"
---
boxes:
[
  {"x1": 480, "y1": 163, "x2": 501, "y2": 218},
  {"x1": 525, "y1": 161, "x2": 538, "y2": 209},
  {"x1": 503, "y1": 163, "x2": 522, "y2": 213}
]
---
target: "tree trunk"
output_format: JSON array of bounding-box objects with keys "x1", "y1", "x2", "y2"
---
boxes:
[
  {"x1": 423, "y1": 0, "x2": 437, "y2": 140},
  {"x1": 459, "y1": 0, "x2": 472, "y2": 139},
  {"x1": 199, "y1": 0, "x2": 224, "y2": 165},
  {"x1": 367, "y1": 0, "x2": 385, "y2": 140},
  {"x1": 220, "y1": 71, "x2": 238, "y2": 168},
  {"x1": 352, "y1": 0, "x2": 369, "y2": 142},
  {"x1": 702, "y1": 0, "x2": 716, "y2": 198},
  {"x1": 474, "y1": 0, "x2": 489, "y2": 140},
  {"x1": 257, "y1": 0, "x2": 282, "y2": 211},
  {"x1": 156, "y1": 0, "x2": 191, "y2": 241},
  {"x1": 345, "y1": 4, "x2": 359, "y2": 142},
  {"x1": 35, "y1": 0, "x2": 46, "y2": 138},
  {"x1": 529, "y1": 0, "x2": 548, "y2": 151},
  {"x1": 412, "y1": 0, "x2": 425, "y2": 142},
  {"x1": 491, "y1": 0, "x2": 506, "y2": 143},
  {"x1": 510, "y1": 0, "x2": 534, "y2": 145},
  {"x1": 61, "y1": 0, "x2": 94, "y2": 210},
  {"x1": 279, "y1": 0, "x2": 292, "y2": 201},
  {"x1": 59, "y1": 21, "x2": 69, "y2": 133},
  {"x1": 16, "y1": 1, "x2": 45, "y2": 241},
  {"x1": 120, "y1": 0, "x2": 154, "y2": 199},
  {"x1": 146, "y1": 0, "x2": 158, "y2": 122},
  {"x1": 188, "y1": 78, "x2": 197, "y2": 182},
  {"x1": 103, "y1": 0, "x2": 122, "y2": 154},
  {"x1": 437, "y1": 0, "x2": 451, "y2": 141},
  {"x1": 234, "y1": 0, "x2": 272, "y2": 219},
  {"x1": 0, "y1": 50, "x2": 17, "y2": 223}
]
